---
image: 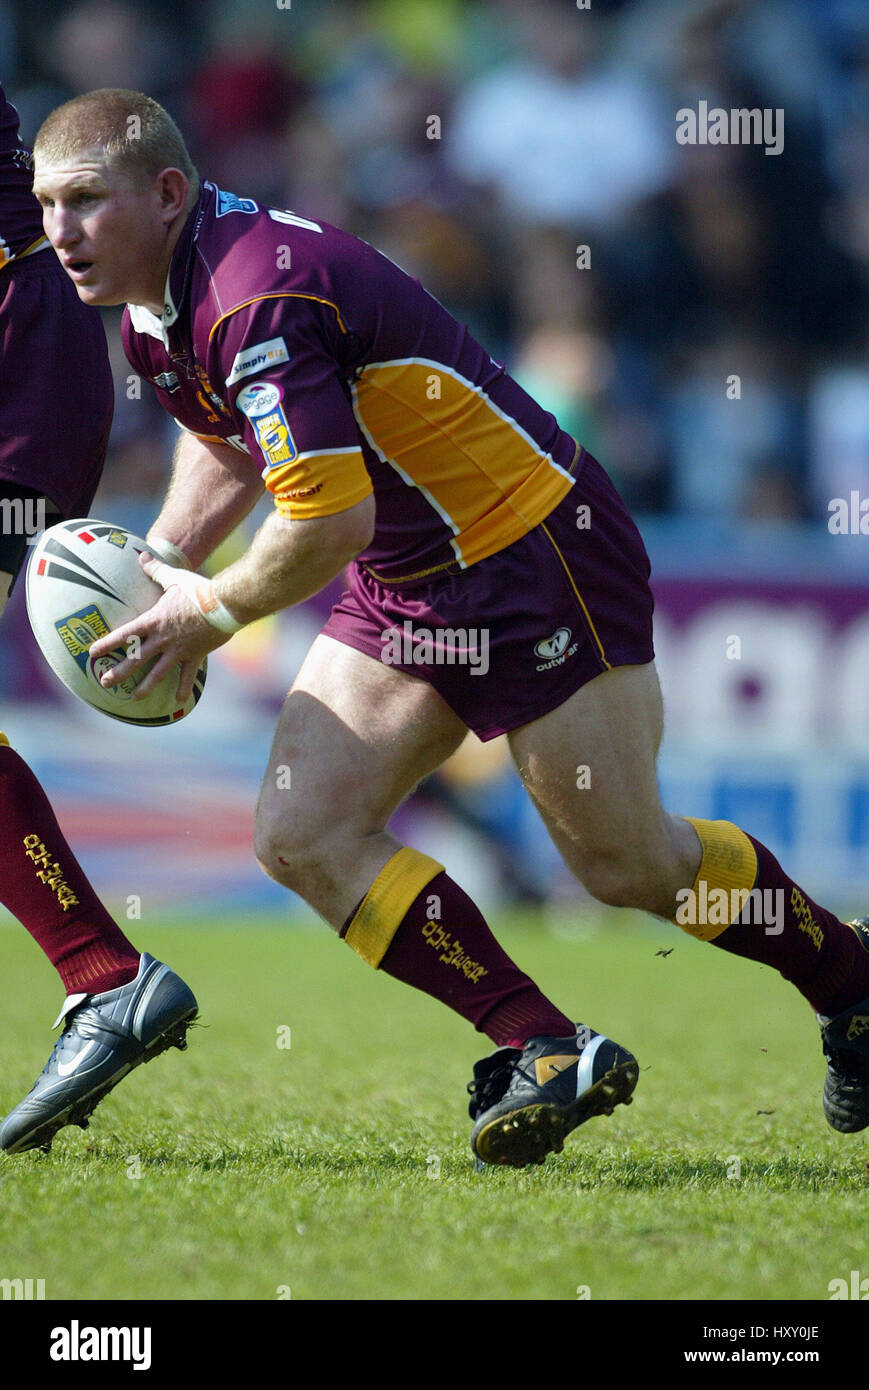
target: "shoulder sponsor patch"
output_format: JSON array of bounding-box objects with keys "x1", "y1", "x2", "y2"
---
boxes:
[
  {"x1": 236, "y1": 382, "x2": 297, "y2": 471},
  {"x1": 214, "y1": 187, "x2": 259, "y2": 217},
  {"x1": 226, "y1": 337, "x2": 290, "y2": 387}
]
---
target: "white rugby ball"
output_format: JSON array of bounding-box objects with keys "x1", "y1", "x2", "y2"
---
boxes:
[{"x1": 25, "y1": 518, "x2": 206, "y2": 725}]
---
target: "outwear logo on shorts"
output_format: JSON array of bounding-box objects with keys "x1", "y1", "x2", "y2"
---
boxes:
[{"x1": 534, "y1": 627, "x2": 579, "y2": 671}]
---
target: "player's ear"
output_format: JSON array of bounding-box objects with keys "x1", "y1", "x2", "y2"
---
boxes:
[{"x1": 155, "y1": 167, "x2": 189, "y2": 221}]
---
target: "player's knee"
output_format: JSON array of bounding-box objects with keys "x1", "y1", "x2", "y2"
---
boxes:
[
  {"x1": 254, "y1": 820, "x2": 304, "y2": 888},
  {"x1": 576, "y1": 851, "x2": 662, "y2": 912},
  {"x1": 253, "y1": 804, "x2": 331, "y2": 894}
]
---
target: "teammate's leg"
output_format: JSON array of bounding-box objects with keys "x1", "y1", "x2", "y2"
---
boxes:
[
  {"x1": 0, "y1": 509, "x2": 196, "y2": 1156},
  {"x1": 255, "y1": 634, "x2": 576, "y2": 1048},
  {"x1": 0, "y1": 510, "x2": 140, "y2": 995}
]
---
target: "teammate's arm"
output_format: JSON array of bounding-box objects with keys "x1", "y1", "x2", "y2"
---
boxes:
[{"x1": 148, "y1": 431, "x2": 265, "y2": 569}]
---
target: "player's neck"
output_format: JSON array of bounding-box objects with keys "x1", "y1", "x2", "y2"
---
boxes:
[{"x1": 140, "y1": 190, "x2": 198, "y2": 316}]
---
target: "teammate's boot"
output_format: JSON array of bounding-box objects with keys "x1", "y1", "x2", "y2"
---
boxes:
[
  {"x1": 819, "y1": 990, "x2": 869, "y2": 1134},
  {"x1": 0, "y1": 952, "x2": 197, "y2": 1154},
  {"x1": 467, "y1": 1025, "x2": 639, "y2": 1168}
]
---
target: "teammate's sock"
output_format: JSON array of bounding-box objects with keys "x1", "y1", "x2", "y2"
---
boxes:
[
  {"x1": 676, "y1": 817, "x2": 869, "y2": 1016},
  {"x1": 340, "y1": 847, "x2": 574, "y2": 1046},
  {"x1": 0, "y1": 741, "x2": 140, "y2": 994}
]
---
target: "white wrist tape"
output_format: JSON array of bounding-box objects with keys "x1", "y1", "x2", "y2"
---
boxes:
[
  {"x1": 148, "y1": 561, "x2": 244, "y2": 634},
  {"x1": 145, "y1": 535, "x2": 193, "y2": 571}
]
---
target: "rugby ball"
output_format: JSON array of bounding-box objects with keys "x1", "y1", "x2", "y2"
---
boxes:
[{"x1": 25, "y1": 519, "x2": 206, "y2": 725}]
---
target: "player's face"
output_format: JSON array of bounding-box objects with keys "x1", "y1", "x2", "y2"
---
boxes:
[{"x1": 33, "y1": 149, "x2": 175, "y2": 311}]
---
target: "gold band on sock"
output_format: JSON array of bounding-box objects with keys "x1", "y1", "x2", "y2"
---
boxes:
[
  {"x1": 676, "y1": 818, "x2": 758, "y2": 942},
  {"x1": 344, "y1": 847, "x2": 445, "y2": 968}
]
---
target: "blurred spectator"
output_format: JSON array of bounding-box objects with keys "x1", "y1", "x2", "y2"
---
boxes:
[{"x1": 446, "y1": 0, "x2": 675, "y2": 231}]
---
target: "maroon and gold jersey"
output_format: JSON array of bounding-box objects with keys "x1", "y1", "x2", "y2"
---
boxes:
[
  {"x1": 122, "y1": 182, "x2": 578, "y2": 582},
  {"x1": 0, "y1": 82, "x2": 47, "y2": 268}
]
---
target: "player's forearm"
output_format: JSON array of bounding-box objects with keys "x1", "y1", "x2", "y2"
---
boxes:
[
  {"x1": 148, "y1": 432, "x2": 264, "y2": 570},
  {"x1": 212, "y1": 500, "x2": 374, "y2": 626}
]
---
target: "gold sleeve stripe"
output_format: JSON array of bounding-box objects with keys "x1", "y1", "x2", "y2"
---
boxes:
[
  {"x1": 678, "y1": 818, "x2": 758, "y2": 942},
  {"x1": 0, "y1": 731, "x2": 9, "y2": 747},
  {"x1": 273, "y1": 475, "x2": 373, "y2": 521},
  {"x1": 262, "y1": 448, "x2": 367, "y2": 490},
  {"x1": 345, "y1": 847, "x2": 445, "y2": 968},
  {"x1": 208, "y1": 292, "x2": 348, "y2": 341}
]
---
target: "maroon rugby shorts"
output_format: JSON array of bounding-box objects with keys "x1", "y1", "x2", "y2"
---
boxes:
[{"x1": 321, "y1": 448, "x2": 655, "y2": 740}]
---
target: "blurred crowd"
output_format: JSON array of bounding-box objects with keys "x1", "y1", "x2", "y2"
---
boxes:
[{"x1": 5, "y1": 0, "x2": 869, "y2": 523}]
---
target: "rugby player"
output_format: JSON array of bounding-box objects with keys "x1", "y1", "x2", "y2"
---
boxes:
[
  {"x1": 0, "y1": 83, "x2": 196, "y2": 1156},
  {"x1": 18, "y1": 86, "x2": 869, "y2": 1168}
]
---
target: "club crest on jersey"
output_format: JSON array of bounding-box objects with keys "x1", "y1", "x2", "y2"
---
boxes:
[
  {"x1": 214, "y1": 187, "x2": 259, "y2": 217},
  {"x1": 55, "y1": 605, "x2": 111, "y2": 674},
  {"x1": 236, "y1": 382, "x2": 297, "y2": 469},
  {"x1": 152, "y1": 371, "x2": 179, "y2": 393}
]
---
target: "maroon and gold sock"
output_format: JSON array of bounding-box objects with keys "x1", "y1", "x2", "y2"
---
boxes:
[
  {"x1": 0, "y1": 739, "x2": 140, "y2": 995},
  {"x1": 676, "y1": 818, "x2": 869, "y2": 1016},
  {"x1": 340, "y1": 847, "x2": 574, "y2": 1047}
]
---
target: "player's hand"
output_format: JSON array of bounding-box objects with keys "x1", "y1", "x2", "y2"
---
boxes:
[{"x1": 88, "y1": 551, "x2": 232, "y2": 703}]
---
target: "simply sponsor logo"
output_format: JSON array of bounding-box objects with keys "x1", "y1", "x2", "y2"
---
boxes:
[
  {"x1": 381, "y1": 621, "x2": 490, "y2": 676},
  {"x1": 226, "y1": 337, "x2": 290, "y2": 387},
  {"x1": 675, "y1": 883, "x2": 785, "y2": 935},
  {"x1": 49, "y1": 1320, "x2": 151, "y2": 1369},
  {"x1": 675, "y1": 100, "x2": 783, "y2": 155},
  {"x1": 534, "y1": 627, "x2": 579, "y2": 671}
]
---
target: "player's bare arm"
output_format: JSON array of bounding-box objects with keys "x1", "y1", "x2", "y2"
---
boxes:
[
  {"x1": 148, "y1": 430, "x2": 266, "y2": 570},
  {"x1": 211, "y1": 493, "x2": 375, "y2": 625}
]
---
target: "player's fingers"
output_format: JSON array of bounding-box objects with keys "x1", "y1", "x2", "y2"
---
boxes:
[
  {"x1": 175, "y1": 659, "x2": 199, "y2": 705},
  {"x1": 89, "y1": 619, "x2": 150, "y2": 661},
  {"x1": 97, "y1": 631, "x2": 164, "y2": 686},
  {"x1": 139, "y1": 552, "x2": 179, "y2": 592},
  {"x1": 131, "y1": 651, "x2": 176, "y2": 700}
]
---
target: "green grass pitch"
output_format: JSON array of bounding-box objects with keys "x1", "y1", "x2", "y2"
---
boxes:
[{"x1": 0, "y1": 912, "x2": 866, "y2": 1301}]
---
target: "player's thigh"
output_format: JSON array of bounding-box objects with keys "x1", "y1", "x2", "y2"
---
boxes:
[
  {"x1": 507, "y1": 661, "x2": 673, "y2": 884},
  {"x1": 255, "y1": 632, "x2": 468, "y2": 852}
]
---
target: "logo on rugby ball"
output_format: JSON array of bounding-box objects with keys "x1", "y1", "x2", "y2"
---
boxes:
[
  {"x1": 54, "y1": 605, "x2": 111, "y2": 674},
  {"x1": 89, "y1": 651, "x2": 138, "y2": 701}
]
